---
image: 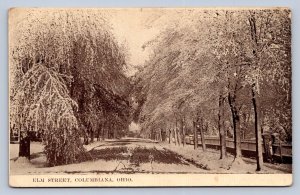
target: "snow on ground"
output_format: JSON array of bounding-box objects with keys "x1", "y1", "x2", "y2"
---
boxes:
[
  {"x1": 10, "y1": 142, "x2": 44, "y2": 160},
  {"x1": 161, "y1": 143, "x2": 292, "y2": 174},
  {"x1": 10, "y1": 140, "x2": 291, "y2": 175}
]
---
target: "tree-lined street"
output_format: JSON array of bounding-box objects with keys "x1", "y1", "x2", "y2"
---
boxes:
[{"x1": 10, "y1": 8, "x2": 292, "y2": 174}]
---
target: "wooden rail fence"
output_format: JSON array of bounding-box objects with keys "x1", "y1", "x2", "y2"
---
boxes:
[{"x1": 181, "y1": 135, "x2": 292, "y2": 163}]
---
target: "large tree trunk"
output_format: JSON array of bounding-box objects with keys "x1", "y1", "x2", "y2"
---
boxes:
[
  {"x1": 198, "y1": 119, "x2": 206, "y2": 152},
  {"x1": 252, "y1": 83, "x2": 264, "y2": 171},
  {"x1": 235, "y1": 114, "x2": 242, "y2": 158},
  {"x1": 181, "y1": 118, "x2": 186, "y2": 147},
  {"x1": 228, "y1": 94, "x2": 242, "y2": 159},
  {"x1": 218, "y1": 94, "x2": 227, "y2": 159},
  {"x1": 249, "y1": 14, "x2": 264, "y2": 171},
  {"x1": 19, "y1": 132, "x2": 30, "y2": 159},
  {"x1": 193, "y1": 121, "x2": 198, "y2": 150}
]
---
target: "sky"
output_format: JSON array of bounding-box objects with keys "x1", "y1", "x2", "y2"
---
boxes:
[
  {"x1": 110, "y1": 9, "x2": 160, "y2": 66},
  {"x1": 107, "y1": 8, "x2": 210, "y2": 76},
  {"x1": 107, "y1": 9, "x2": 174, "y2": 76}
]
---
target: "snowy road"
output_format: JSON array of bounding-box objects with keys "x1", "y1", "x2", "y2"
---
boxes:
[
  {"x1": 10, "y1": 139, "x2": 210, "y2": 175},
  {"x1": 10, "y1": 138, "x2": 291, "y2": 175}
]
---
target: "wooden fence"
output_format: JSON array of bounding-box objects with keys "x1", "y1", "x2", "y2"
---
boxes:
[{"x1": 183, "y1": 135, "x2": 292, "y2": 163}]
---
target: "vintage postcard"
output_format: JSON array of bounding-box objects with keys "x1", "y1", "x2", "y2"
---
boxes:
[{"x1": 9, "y1": 8, "x2": 292, "y2": 187}]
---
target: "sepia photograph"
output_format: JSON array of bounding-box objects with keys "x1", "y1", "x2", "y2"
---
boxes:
[{"x1": 8, "y1": 8, "x2": 292, "y2": 187}]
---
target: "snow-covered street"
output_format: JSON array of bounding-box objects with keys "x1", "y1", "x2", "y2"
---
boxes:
[{"x1": 10, "y1": 139, "x2": 291, "y2": 175}]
